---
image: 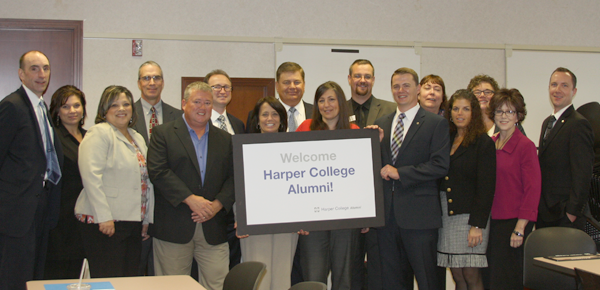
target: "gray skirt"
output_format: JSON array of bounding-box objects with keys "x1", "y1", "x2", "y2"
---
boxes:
[{"x1": 437, "y1": 191, "x2": 489, "y2": 268}]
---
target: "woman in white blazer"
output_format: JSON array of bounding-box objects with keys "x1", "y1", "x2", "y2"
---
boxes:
[{"x1": 75, "y1": 85, "x2": 154, "y2": 277}]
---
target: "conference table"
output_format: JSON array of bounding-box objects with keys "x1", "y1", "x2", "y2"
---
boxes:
[
  {"x1": 27, "y1": 275, "x2": 207, "y2": 290},
  {"x1": 533, "y1": 256, "x2": 600, "y2": 276}
]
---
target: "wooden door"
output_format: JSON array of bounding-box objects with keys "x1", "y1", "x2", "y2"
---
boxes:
[
  {"x1": 181, "y1": 77, "x2": 275, "y2": 126},
  {"x1": 0, "y1": 19, "x2": 83, "y2": 101}
]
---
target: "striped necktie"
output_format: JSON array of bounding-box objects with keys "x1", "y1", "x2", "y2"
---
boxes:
[{"x1": 391, "y1": 113, "x2": 406, "y2": 163}]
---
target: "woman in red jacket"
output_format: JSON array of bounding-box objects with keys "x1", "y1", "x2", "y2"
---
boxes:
[{"x1": 296, "y1": 81, "x2": 360, "y2": 290}]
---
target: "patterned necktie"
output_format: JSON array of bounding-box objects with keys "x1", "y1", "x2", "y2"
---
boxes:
[
  {"x1": 391, "y1": 113, "x2": 406, "y2": 163},
  {"x1": 217, "y1": 115, "x2": 228, "y2": 133},
  {"x1": 149, "y1": 106, "x2": 158, "y2": 135},
  {"x1": 38, "y1": 99, "x2": 62, "y2": 185},
  {"x1": 288, "y1": 107, "x2": 297, "y2": 132}
]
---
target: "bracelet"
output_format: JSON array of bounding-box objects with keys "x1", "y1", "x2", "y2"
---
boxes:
[{"x1": 513, "y1": 231, "x2": 523, "y2": 237}]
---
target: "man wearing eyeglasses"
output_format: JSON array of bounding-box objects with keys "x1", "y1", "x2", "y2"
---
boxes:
[
  {"x1": 346, "y1": 59, "x2": 396, "y2": 290},
  {"x1": 133, "y1": 61, "x2": 182, "y2": 276},
  {"x1": 205, "y1": 70, "x2": 245, "y2": 135},
  {"x1": 537, "y1": 67, "x2": 594, "y2": 231},
  {"x1": 204, "y1": 69, "x2": 244, "y2": 273},
  {"x1": 134, "y1": 61, "x2": 182, "y2": 145}
]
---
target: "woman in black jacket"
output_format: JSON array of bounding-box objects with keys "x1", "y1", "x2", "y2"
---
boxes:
[{"x1": 437, "y1": 89, "x2": 496, "y2": 290}]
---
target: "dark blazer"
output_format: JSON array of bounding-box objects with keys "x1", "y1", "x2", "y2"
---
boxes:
[
  {"x1": 0, "y1": 86, "x2": 63, "y2": 237},
  {"x1": 538, "y1": 105, "x2": 594, "y2": 221},
  {"x1": 147, "y1": 117, "x2": 234, "y2": 245},
  {"x1": 46, "y1": 124, "x2": 86, "y2": 261},
  {"x1": 133, "y1": 99, "x2": 182, "y2": 144},
  {"x1": 246, "y1": 100, "x2": 313, "y2": 132},
  {"x1": 227, "y1": 112, "x2": 245, "y2": 134},
  {"x1": 347, "y1": 95, "x2": 397, "y2": 127},
  {"x1": 576, "y1": 102, "x2": 600, "y2": 172},
  {"x1": 374, "y1": 107, "x2": 450, "y2": 229},
  {"x1": 439, "y1": 133, "x2": 496, "y2": 228}
]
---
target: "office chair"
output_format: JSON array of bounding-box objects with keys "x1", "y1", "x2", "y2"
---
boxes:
[
  {"x1": 223, "y1": 261, "x2": 266, "y2": 290},
  {"x1": 575, "y1": 267, "x2": 600, "y2": 290},
  {"x1": 523, "y1": 227, "x2": 597, "y2": 290},
  {"x1": 289, "y1": 281, "x2": 328, "y2": 290}
]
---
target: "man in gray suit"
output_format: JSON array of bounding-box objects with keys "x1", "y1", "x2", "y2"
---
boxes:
[
  {"x1": 347, "y1": 59, "x2": 396, "y2": 128},
  {"x1": 133, "y1": 61, "x2": 181, "y2": 275},
  {"x1": 346, "y1": 59, "x2": 396, "y2": 290},
  {"x1": 133, "y1": 61, "x2": 182, "y2": 144}
]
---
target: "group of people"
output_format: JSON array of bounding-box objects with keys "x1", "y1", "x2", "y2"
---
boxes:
[{"x1": 0, "y1": 50, "x2": 596, "y2": 290}]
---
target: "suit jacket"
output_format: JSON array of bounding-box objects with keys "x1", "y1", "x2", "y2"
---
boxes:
[
  {"x1": 347, "y1": 95, "x2": 397, "y2": 127},
  {"x1": 0, "y1": 86, "x2": 63, "y2": 237},
  {"x1": 246, "y1": 100, "x2": 314, "y2": 132},
  {"x1": 538, "y1": 105, "x2": 594, "y2": 222},
  {"x1": 228, "y1": 112, "x2": 245, "y2": 134},
  {"x1": 576, "y1": 102, "x2": 600, "y2": 172},
  {"x1": 74, "y1": 122, "x2": 154, "y2": 224},
  {"x1": 374, "y1": 107, "x2": 450, "y2": 230},
  {"x1": 147, "y1": 117, "x2": 234, "y2": 245},
  {"x1": 439, "y1": 133, "x2": 496, "y2": 228},
  {"x1": 133, "y1": 99, "x2": 182, "y2": 144}
]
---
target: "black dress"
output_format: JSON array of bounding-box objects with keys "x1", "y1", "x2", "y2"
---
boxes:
[{"x1": 44, "y1": 124, "x2": 87, "y2": 279}]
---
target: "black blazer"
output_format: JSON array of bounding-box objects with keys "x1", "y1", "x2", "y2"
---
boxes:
[
  {"x1": 439, "y1": 133, "x2": 496, "y2": 228},
  {"x1": 133, "y1": 99, "x2": 182, "y2": 144},
  {"x1": 0, "y1": 86, "x2": 63, "y2": 237},
  {"x1": 147, "y1": 117, "x2": 234, "y2": 245},
  {"x1": 246, "y1": 100, "x2": 313, "y2": 132},
  {"x1": 227, "y1": 112, "x2": 245, "y2": 134},
  {"x1": 346, "y1": 95, "x2": 397, "y2": 127},
  {"x1": 538, "y1": 105, "x2": 594, "y2": 221},
  {"x1": 374, "y1": 107, "x2": 450, "y2": 230}
]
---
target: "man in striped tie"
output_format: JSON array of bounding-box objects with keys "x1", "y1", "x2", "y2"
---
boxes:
[
  {"x1": 206, "y1": 69, "x2": 245, "y2": 135},
  {"x1": 374, "y1": 67, "x2": 450, "y2": 290}
]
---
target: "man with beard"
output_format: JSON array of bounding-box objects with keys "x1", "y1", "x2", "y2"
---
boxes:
[{"x1": 346, "y1": 59, "x2": 396, "y2": 290}]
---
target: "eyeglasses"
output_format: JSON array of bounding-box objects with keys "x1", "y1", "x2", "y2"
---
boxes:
[
  {"x1": 211, "y1": 85, "x2": 232, "y2": 92},
  {"x1": 139, "y1": 75, "x2": 163, "y2": 82},
  {"x1": 472, "y1": 90, "x2": 494, "y2": 97},
  {"x1": 352, "y1": 74, "x2": 373, "y2": 81},
  {"x1": 494, "y1": 110, "x2": 516, "y2": 117}
]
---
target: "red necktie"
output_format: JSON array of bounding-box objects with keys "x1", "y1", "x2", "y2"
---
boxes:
[{"x1": 149, "y1": 106, "x2": 158, "y2": 134}]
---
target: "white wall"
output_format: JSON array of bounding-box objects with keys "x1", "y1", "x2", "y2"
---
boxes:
[{"x1": 3, "y1": 0, "x2": 600, "y2": 127}]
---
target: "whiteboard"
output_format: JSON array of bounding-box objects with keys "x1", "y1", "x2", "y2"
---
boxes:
[
  {"x1": 276, "y1": 44, "x2": 421, "y2": 105},
  {"x1": 507, "y1": 50, "x2": 600, "y2": 146}
]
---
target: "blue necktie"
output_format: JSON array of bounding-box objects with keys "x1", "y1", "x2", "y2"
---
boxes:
[
  {"x1": 38, "y1": 99, "x2": 61, "y2": 185},
  {"x1": 288, "y1": 107, "x2": 297, "y2": 132}
]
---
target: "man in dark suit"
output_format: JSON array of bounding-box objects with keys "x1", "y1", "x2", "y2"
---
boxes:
[
  {"x1": 246, "y1": 62, "x2": 313, "y2": 133},
  {"x1": 147, "y1": 81, "x2": 234, "y2": 290},
  {"x1": 205, "y1": 69, "x2": 245, "y2": 135},
  {"x1": 133, "y1": 61, "x2": 182, "y2": 144},
  {"x1": 204, "y1": 69, "x2": 244, "y2": 270},
  {"x1": 374, "y1": 67, "x2": 450, "y2": 290},
  {"x1": 537, "y1": 67, "x2": 594, "y2": 230},
  {"x1": 133, "y1": 61, "x2": 181, "y2": 276},
  {"x1": 0, "y1": 50, "x2": 63, "y2": 290},
  {"x1": 346, "y1": 59, "x2": 396, "y2": 290}
]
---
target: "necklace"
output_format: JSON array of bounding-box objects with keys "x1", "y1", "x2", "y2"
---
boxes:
[{"x1": 495, "y1": 131, "x2": 514, "y2": 150}]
